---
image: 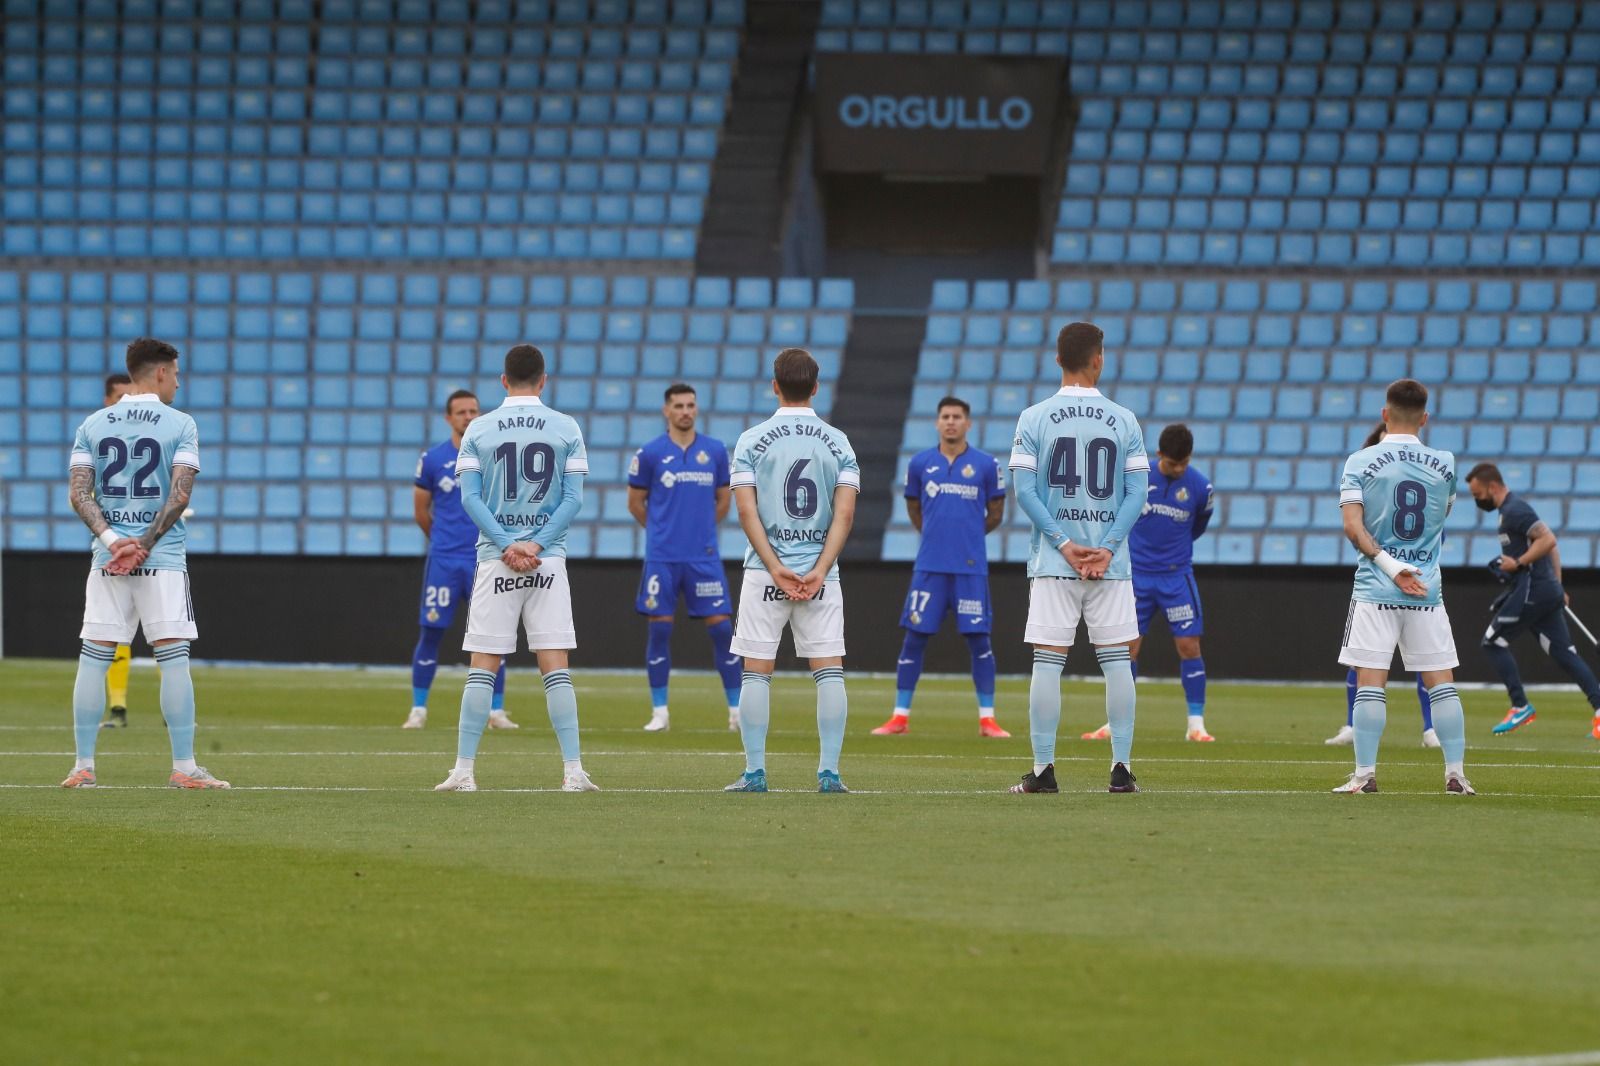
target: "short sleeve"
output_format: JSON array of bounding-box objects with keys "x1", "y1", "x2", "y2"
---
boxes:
[
  {"x1": 413, "y1": 450, "x2": 432, "y2": 490},
  {"x1": 626, "y1": 447, "x2": 650, "y2": 488},
  {"x1": 729, "y1": 435, "x2": 756, "y2": 489},
  {"x1": 1338, "y1": 455, "x2": 1363, "y2": 506},
  {"x1": 1008, "y1": 412, "x2": 1037, "y2": 471},
  {"x1": 837, "y1": 439, "x2": 861, "y2": 492},
  {"x1": 714, "y1": 442, "x2": 730, "y2": 488},
  {"x1": 173, "y1": 417, "x2": 201, "y2": 471},
  {"x1": 1121, "y1": 420, "x2": 1149, "y2": 473},
  {"x1": 988, "y1": 455, "x2": 1006, "y2": 499},
  {"x1": 454, "y1": 430, "x2": 480, "y2": 474},
  {"x1": 564, "y1": 427, "x2": 589, "y2": 475},
  {"x1": 1504, "y1": 500, "x2": 1537, "y2": 538},
  {"x1": 69, "y1": 421, "x2": 93, "y2": 470},
  {"x1": 1199, "y1": 477, "x2": 1215, "y2": 513},
  {"x1": 903, "y1": 455, "x2": 923, "y2": 499}
]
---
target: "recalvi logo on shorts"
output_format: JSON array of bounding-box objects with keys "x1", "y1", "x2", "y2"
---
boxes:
[{"x1": 494, "y1": 572, "x2": 554, "y2": 594}]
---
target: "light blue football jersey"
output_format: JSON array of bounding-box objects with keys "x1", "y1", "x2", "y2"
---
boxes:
[
  {"x1": 454, "y1": 396, "x2": 588, "y2": 563},
  {"x1": 1009, "y1": 385, "x2": 1149, "y2": 580},
  {"x1": 1338, "y1": 432, "x2": 1455, "y2": 606},
  {"x1": 729, "y1": 407, "x2": 860, "y2": 576},
  {"x1": 69, "y1": 394, "x2": 200, "y2": 571}
]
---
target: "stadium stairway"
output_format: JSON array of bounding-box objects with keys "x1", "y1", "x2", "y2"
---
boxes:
[{"x1": 696, "y1": 0, "x2": 822, "y2": 275}]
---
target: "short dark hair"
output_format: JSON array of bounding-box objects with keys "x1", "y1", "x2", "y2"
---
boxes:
[
  {"x1": 125, "y1": 337, "x2": 179, "y2": 379},
  {"x1": 1157, "y1": 423, "x2": 1194, "y2": 462},
  {"x1": 664, "y1": 382, "x2": 696, "y2": 403},
  {"x1": 1361, "y1": 422, "x2": 1388, "y2": 449},
  {"x1": 103, "y1": 372, "x2": 132, "y2": 396},
  {"x1": 444, "y1": 388, "x2": 476, "y2": 414},
  {"x1": 773, "y1": 347, "x2": 818, "y2": 403},
  {"x1": 1056, "y1": 322, "x2": 1104, "y2": 372},
  {"x1": 1467, "y1": 462, "x2": 1504, "y2": 486},
  {"x1": 936, "y1": 395, "x2": 970, "y2": 416},
  {"x1": 503, "y1": 343, "x2": 545, "y2": 385},
  {"x1": 1385, "y1": 378, "x2": 1429, "y2": 418}
]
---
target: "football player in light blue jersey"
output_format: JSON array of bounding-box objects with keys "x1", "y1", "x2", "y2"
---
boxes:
[
  {"x1": 1007, "y1": 323, "x2": 1149, "y2": 795},
  {"x1": 434, "y1": 345, "x2": 598, "y2": 794},
  {"x1": 1333, "y1": 378, "x2": 1473, "y2": 796},
  {"x1": 725, "y1": 348, "x2": 860, "y2": 794},
  {"x1": 63, "y1": 338, "x2": 228, "y2": 790}
]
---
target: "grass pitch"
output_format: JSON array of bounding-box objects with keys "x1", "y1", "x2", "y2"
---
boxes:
[{"x1": 3, "y1": 657, "x2": 1599, "y2": 1066}]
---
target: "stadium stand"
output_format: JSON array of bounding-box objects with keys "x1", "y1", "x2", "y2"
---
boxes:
[
  {"x1": 1, "y1": 0, "x2": 744, "y2": 260},
  {"x1": 0, "y1": 269, "x2": 852, "y2": 559},
  {"x1": 889, "y1": 277, "x2": 1600, "y2": 570}
]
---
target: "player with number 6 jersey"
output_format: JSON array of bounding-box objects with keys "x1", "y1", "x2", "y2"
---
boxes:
[
  {"x1": 1008, "y1": 322, "x2": 1149, "y2": 796},
  {"x1": 64, "y1": 338, "x2": 228, "y2": 790},
  {"x1": 434, "y1": 344, "x2": 598, "y2": 794},
  {"x1": 725, "y1": 348, "x2": 860, "y2": 794},
  {"x1": 1333, "y1": 378, "x2": 1472, "y2": 797}
]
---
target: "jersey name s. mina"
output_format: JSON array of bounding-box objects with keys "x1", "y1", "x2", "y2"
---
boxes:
[
  {"x1": 730, "y1": 407, "x2": 860, "y2": 577},
  {"x1": 1009, "y1": 385, "x2": 1149, "y2": 581},
  {"x1": 1129, "y1": 464, "x2": 1214, "y2": 573},
  {"x1": 1338, "y1": 432, "x2": 1455, "y2": 607},
  {"x1": 414, "y1": 439, "x2": 479, "y2": 557},
  {"x1": 628, "y1": 433, "x2": 729, "y2": 562},
  {"x1": 903, "y1": 445, "x2": 1004, "y2": 575},
  {"x1": 455, "y1": 396, "x2": 588, "y2": 563},
  {"x1": 70, "y1": 393, "x2": 199, "y2": 571}
]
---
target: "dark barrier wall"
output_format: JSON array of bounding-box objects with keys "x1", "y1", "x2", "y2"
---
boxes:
[
  {"x1": 813, "y1": 54, "x2": 1066, "y2": 176},
  {"x1": 5, "y1": 552, "x2": 1595, "y2": 686}
]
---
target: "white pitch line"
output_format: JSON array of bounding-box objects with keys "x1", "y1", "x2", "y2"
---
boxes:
[{"x1": 1391, "y1": 1052, "x2": 1600, "y2": 1066}]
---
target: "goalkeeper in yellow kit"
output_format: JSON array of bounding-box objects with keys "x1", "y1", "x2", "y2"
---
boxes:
[{"x1": 99, "y1": 373, "x2": 134, "y2": 729}]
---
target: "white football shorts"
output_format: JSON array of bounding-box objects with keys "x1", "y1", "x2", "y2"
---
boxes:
[
  {"x1": 1024, "y1": 576, "x2": 1138, "y2": 648},
  {"x1": 730, "y1": 569, "x2": 845, "y2": 659},
  {"x1": 80, "y1": 566, "x2": 198, "y2": 643},
  {"x1": 463, "y1": 556, "x2": 576, "y2": 654},
  {"x1": 1339, "y1": 599, "x2": 1459, "y2": 672}
]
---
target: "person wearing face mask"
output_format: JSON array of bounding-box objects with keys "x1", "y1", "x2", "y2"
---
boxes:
[{"x1": 1466, "y1": 462, "x2": 1600, "y2": 740}]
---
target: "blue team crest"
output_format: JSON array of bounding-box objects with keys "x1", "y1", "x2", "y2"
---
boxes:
[
  {"x1": 695, "y1": 449, "x2": 709, "y2": 465},
  {"x1": 1176, "y1": 486, "x2": 1190, "y2": 502},
  {"x1": 960, "y1": 463, "x2": 974, "y2": 478}
]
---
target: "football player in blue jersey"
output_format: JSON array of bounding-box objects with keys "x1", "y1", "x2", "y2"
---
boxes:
[
  {"x1": 1327, "y1": 423, "x2": 1438, "y2": 748},
  {"x1": 64, "y1": 338, "x2": 228, "y2": 789},
  {"x1": 1467, "y1": 462, "x2": 1600, "y2": 740},
  {"x1": 1008, "y1": 323, "x2": 1150, "y2": 795},
  {"x1": 1083, "y1": 423, "x2": 1215, "y2": 742},
  {"x1": 871, "y1": 396, "x2": 1010, "y2": 738},
  {"x1": 1333, "y1": 379, "x2": 1472, "y2": 795},
  {"x1": 628, "y1": 383, "x2": 741, "y2": 733},
  {"x1": 402, "y1": 390, "x2": 515, "y2": 731}
]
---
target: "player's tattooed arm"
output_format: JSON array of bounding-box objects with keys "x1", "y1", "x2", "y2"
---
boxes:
[
  {"x1": 69, "y1": 466, "x2": 111, "y2": 536},
  {"x1": 983, "y1": 497, "x2": 1003, "y2": 533},
  {"x1": 1340, "y1": 502, "x2": 1383, "y2": 560},
  {"x1": 137, "y1": 464, "x2": 197, "y2": 551}
]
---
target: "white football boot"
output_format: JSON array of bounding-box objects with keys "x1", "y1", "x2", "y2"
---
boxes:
[
  {"x1": 1324, "y1": 724, "x2": 1354, "y2": 745},
  {"x1": 402, "y1": 707, "x2": 427, "y2": 729},
  {"x1": 1421, "y1": 728, "x2": 1440, "y2": 748},
  {"x1": 487, "y1": 710, "x2": 520, "y2": 730},
  {"x1": 562, "y1": 768, "x2": 600, "y2": 792},
  {"x1": 434, "y1": 768, "x2": 477, "y2": 792},
  {"x1": 643, "y1": 709, "x2": 670, "y2": 732},
  {"x1": 728, "y1": 708, "x2": 741, "y2": 732}
]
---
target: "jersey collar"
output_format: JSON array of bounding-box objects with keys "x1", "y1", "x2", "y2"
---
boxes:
[
  {"x1": 117, "y1": 393, "x2": 159, "y2": 403},
  {"x1": 1382, "y1": 432, "x2": 1420, "y2": 444},
  {"x1": 1056, "y1": 385, "x2": 1102, "y2": 397},
  {"x1": 772, "y1": 406, "x2": 816, "y2": 416},
  {"x1": 502, "y1": 396, "x2": 544, "y2": 407}
]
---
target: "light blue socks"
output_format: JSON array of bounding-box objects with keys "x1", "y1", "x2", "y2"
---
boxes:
[
  {"x1": 1029, "y1": 649, "x2": 1067, "y2": 770},
  {"x1": 813, "y1": 667, "x2": 847, "y2": 775},
  {"x1": 456, "y1": 668, "x2": 495, "y2": 761},
  {"x1": 738, "y1": 671, "x2": 771, "y2": 773},
  {"x1": 1427, "y1": 682, "x2": 1466, "y2": 768},
  {"x1": 1352, "y1": 685, "x2": 1387, "y2": 770},
  {"x1": 73, "y1": 642, "x2": 117, "y2": 763},
  {"x1": 542, "y1": 669, "x2": 581, "y2": 763},
  {"x1": 1098, "y1": 645, "x2": 1136, "y2": 767},
  {"x1": 154, "y1": 641, "x2": 196, "y2": 764}
]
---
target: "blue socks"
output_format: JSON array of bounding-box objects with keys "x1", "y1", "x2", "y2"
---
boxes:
[
  {"x1": 1352, "y1": 686, "x2": 1386, "y2": 770},
  {"x1": 646, "y1": 620, "x2": 672, "y2": 708},
  {"x1": 73, "y1": 642, "x2": 117, "y2": 763},
  {"x1": 894, "y1": 630, "x2": 929, "y2": 712},
  {"x1": 1180, "y1": 655, "x2": 1206, "y2": 718},
  {"x1": 1098, "y1": 646, "x2": 1136, "y2": 767},
  {"x1": 1415, "y1": 676, "x2": 1433, "y2": 730},
  {"x1": 154, "y1": 642, "x2": 196, "y2": 764},
  {"x1": 414, "y1": 626, "x2": 503, "y2": 711},
  {"x1": 814, "y1": 667, "x2": 847, "y2": 774},
  {"x1": 490, "y1": 662, "x2": 506, "y2": 712},
  {"x1": 966, "y1": 632, "x2": 996, "y2": 713},
  {"x1": 738, "y1": 671, "x2": 771, "y2": 772},
  {"x1": 707, "y1": 618, "x2": 741, "y2": 708},
  {"x1": 1028, "y1": 649, "x2": 1066, "y2": 769},
  {"x1": 456, "y1": 668, "x2": 495, "y2": 761},
  {"x1": 542, "y1": 669, "x2": 581, "y2": 763},
  {"x1": 1427, "y1": 683, "x2": 1466, "y2": 768}
]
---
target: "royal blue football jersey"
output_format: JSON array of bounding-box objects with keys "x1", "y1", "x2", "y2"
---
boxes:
[
  {"x1": 414, "y1": 439, "x2": 479, "y2": 557},
  {"x1": 903, "y1": 445, "x2": 1004, "y2": 575},
  {"x1": 1129, "y1": 464, "x2": 1214, "y2": 573},
  {"x1": 627, "y1": 432, "x2": 729, "y2": 562}
]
